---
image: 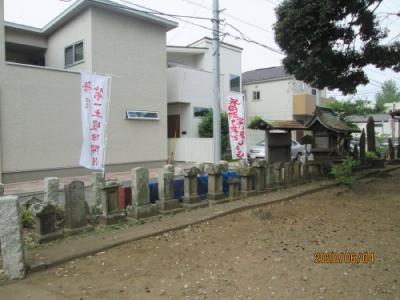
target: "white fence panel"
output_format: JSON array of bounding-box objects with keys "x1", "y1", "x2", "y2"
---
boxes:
[{"x1": 168, "y1": 138, "x2": 214, "y2": 163}]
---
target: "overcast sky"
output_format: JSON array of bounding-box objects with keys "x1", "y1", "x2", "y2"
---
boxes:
[{"x1": 4, "y1": 0, "x2": 400, "y2": 101}]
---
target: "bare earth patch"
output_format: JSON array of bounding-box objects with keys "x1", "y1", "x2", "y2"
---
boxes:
[{"x1": 1, "y1": 170, "x2": 400, "y2": 299}]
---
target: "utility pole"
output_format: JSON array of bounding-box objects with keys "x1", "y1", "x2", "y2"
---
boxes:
[{"x1": 212, "y1": 0, "x2": 221, "y2": 163}]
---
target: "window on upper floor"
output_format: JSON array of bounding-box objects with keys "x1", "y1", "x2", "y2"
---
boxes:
[
  {"x1": 253, "y1": 91, "x2": 261, "y2": 101},
  {"x1": 230, "y1": 74, "x2": 241, "y2": 92},
  {"x1": 65, "y1": 41, "x2": 84, "y2": 68}
]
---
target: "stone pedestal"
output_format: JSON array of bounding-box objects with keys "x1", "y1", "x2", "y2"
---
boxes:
[
  {"x1": 206, "y1": 163, "x2": 228, "y2": 205},
  {"x1": 0, "y1": 196, "x2": 26, "y2": 279},
  {"x1": 163, "y1": 164, "x2": 175, "y2": 174},
  {"x1": 239, "y1": 167, "x2": 256, "y2": 197},
  {"x1": 227, "y1": 178, "x2": 240, "y2": 200},
  {"x1": 99, "y1": 180, "x2": 126, "y2": 225},
  {"x1": 44, "y1": 177, "x2": 59, "y2": 204},
  {"x1": 128, "y1": 168, "x2": 159, "y2": 219},
  {"x1": 265, "y1": 164, "x2": 275, "y2": 191},
  {"x1": 251, "y1": 159, "x2": 267, "y2": 193},
  {"x1": 158, "y1": 170, "x2": 182, "y2": 214},
  {"x1": 64, "y1": 181, "x2": 93, "y2": 235},
  {"x1": 182, "y1": 166, "x2": 208, "y2": 209},
  {"x1": 29, "y1": 203, "x2": 63, "y2": 243}
]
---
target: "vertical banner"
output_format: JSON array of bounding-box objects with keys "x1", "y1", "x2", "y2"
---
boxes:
[
  {"x1": 80, "y1": 72, "x2": 111, "y2": 171},
  {"x1": 227, "y1": 94, "x2": 247, "y2": 160}
]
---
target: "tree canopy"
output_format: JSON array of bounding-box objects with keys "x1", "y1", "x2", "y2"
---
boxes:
[
  {"x1": 375, "y1": 80, "x2": 400, "y2": 112},
  {"x1": 274, "y1": 0, "x2": 400, "y2": 95},
  {"x1": 326, "y1": 98, "x2": 376, "y2": 118}
]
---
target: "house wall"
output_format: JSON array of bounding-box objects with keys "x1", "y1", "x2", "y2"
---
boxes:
[
  {"x1": 192, "y1": 39, "x2": 242, "y2": 110},
  {"x1": 168, "y1": 138, "x2": 214, "y2": 163},
  {"x1": 0, "y1": 0, "x2": 5, "y2": 180},
  {"x1": 91, "y1": 6, "x2": 169, "y2": 164},
  {"x1": 167, "y1": 52, "x2": 198, "y2": 68},
  {"x1": 46, "y1": 7, "x2": 92, "y2": 71},
  {"x1": 244, "y1": 79, "x2": 294, "y2": 121},
  {"x1": 1, "y1": 64, "x2": 82, "y2": 175},
  {"x1": 5, "y1": 27, "x2": 47, "y2": 49}
]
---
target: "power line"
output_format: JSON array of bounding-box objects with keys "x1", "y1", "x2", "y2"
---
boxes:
[
  {"x1": 178, "y1": 0, "x2": 274, "y2": 35},
  {"x1": 223, "y1": 22, "x2": 283, "y2": 54}
]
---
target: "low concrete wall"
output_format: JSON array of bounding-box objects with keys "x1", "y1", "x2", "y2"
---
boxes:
[{"x1": 168, "y1": 138, "x2": 213, "y2": 163}]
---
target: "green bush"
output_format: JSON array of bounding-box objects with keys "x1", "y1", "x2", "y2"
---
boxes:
[
  {"x1": 55, "y1": 205, "x2": 65, "y2": 227},
  {"x1": 198, "y1": 111, "x2": 231, "y2": 159},
  {"x1": 330, "y1": 158, "x2": 359, "y2": 186},
  {"x1": 366, "y1": 151, "x2": 377, "y2": 161},
  {"x1": 21, "y1": 206, "x2": 34, "y2": 229}
]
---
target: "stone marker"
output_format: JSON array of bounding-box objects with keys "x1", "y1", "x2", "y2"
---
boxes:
[
  {"x1": 206, "y1": 163, "x2": 228, "y2": 204},
  {"x1": 195, "y1": 163, "x2": 206, "y2": 174},
  {"x1": 292, "y1": 161, "x2": 301, "y2": 183},
  {"x1": 64, "y1": 181, "x2": 92, "y2": 234},
  {"x1": 91, "y1": 172, "x2": 104, "y2": 206},
  {"x1": 182, "y1": 166, "x2": 208, "y2": 209},
  {"x1": 0, "y1": 183, "x2": 4, "y2": 196},
  {"x1": 273, "y1": 162, "x2": 284, "y2": 186},
  {"x1": 98, "y1": 180, "x2": 126, "y2": 225},
  {"x1": 238, "y1": 166, "x2": 256, "y2": 197},
  {"x1": 219, "y1": 160, "x2": 229, "y2": 171},
  {"x1": 283, "y1": 162, "x2": 293, "y2": 185},
  {"x1": 251, "y1": 159, "x2": 267, "y2": 193},
  {"x1": 0, "y1": 196, "x2": 26, "y2": 279},
  {"x1": 227, "y1": 178, "x2": 240, "y2": 200},
  {"x1": 128, "y1": 168, "x2": 159, "y2": 219},
  {"x1": 44, "y1": 177, "x2": 59, "y2": 204},
  {"x1": 265, "y1": 164, "x2": 274, "y2": 191},
  {"x1": 24, "y1": 196, "x2": 42, "y2": 208},
  {"x1": 29, "y1": 202, "x2": 63, "y2": 243},
  {"x1": 163, "y1": 164, "x2": 175, "y2": 174},
  {"x1": 158, "y1": 170, "x2": 182, "y2": 213}
]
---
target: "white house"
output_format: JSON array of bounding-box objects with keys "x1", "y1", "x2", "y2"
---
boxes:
[
  {"x1": 166, "y1": 37, "x2": 242, "y2": 162},
  {"x1": 242, "y1": 66, "x2": 330, "y2": 147},
  {"x1": 0, "y1": 0, "x2": 178, "y2": 182},
  {"x1": 347, "y1": 114, "x2": 398, "y2": 142}
]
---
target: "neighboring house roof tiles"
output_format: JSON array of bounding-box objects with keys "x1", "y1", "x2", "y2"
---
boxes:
[
  {"x1": 242, "y1": 66, "x2": 292, "y2": 84},
  {"x1": 248, "y1": 118, "x2": 306, "y2": 131},
  {"x1": 5, "y1": 0, "x2": 178, "y2": 35},
  {"x1": 347, "y1": 114, "x2": 390, "y2": 123}
]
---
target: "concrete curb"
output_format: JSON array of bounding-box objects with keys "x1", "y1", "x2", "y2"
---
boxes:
[{"x1": 26, "y1": 166, "x2": 400, "y2": 273}]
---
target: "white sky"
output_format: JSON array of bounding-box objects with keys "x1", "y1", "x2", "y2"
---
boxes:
[{"x1": 4, "y1": 0, "x2": 400, "y2": 102}]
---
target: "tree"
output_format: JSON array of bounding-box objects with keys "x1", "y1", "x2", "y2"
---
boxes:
[
  {"x1": 326, "y1": 98, "x2": 375, "y2": 118},
  {"x1": 274, "y1": 0, "x2": 400, "y2": 94},
  {"x1": 375, "y1": 80, "x2": 400, "y2": 112},
  {"x1": 198, "y1": 111, "x2": 230, "y2": 158}
]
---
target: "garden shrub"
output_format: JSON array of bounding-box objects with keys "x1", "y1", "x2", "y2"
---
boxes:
[
  {"x1": 21, "y1": 206, "x2": 34, "y2": 229},
  {"x1": 330, "y1": 158, "x2": 359, "y2": 186}
]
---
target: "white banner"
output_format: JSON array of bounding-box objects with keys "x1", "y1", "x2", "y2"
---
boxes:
[
  {"x1": 79, "y1": 72, "x2": 111, "y2": 171},
  {"x1": 227, "y1": 94, "x2": 247, "y2": 160}
]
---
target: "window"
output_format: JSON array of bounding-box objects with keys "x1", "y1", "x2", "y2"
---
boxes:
[
  {"x1": 230, "y1": 74, "x2": 240, "y2": 92},
  {"x1": 312, "y1": 88, "x2": 317, "y2": 96},
  {"x1": 194, "y1": 107, "x2": 212, "y2": 117},
  {"x1": 65, "y1": 41, "x2": 84, "y2": 67},
  {"x1": 126, "y1": 110, "x2": 160, "y2": 120},
  {"x1": 253, "y1": 91, "x2": 260, "y2": 101}
]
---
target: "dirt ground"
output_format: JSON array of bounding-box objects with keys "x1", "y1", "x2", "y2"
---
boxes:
[{"x1": 1, "y1": 170, "x2": 400, "y2": 300}]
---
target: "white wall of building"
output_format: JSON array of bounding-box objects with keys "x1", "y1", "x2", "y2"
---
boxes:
[
  {"x1": 5, "y1": 27, "x2": 47, "y2": 49},
  {"x1": 46, "y1": 7, "x2": 93, "y2": 71},
  {"x1": 168, "y1": 138, "x2": 213, "y2": 163}
]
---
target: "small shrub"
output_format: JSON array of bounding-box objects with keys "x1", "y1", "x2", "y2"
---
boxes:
[
  {"x1": 366, "y1": 151, "x2": 377, "y2": 161},
  {"x1": 330, "y1": 158, "x2": 359, "y2": 186},
  {"x1": 21, "y1": 206, "x2": 34, "y2": 229}
]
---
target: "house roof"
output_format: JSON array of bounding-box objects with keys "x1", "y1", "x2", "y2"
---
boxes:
[
  {"x1": 347, "y1": 114, "x2": 390, "y2": 123},
  {"x1": 248, "y1": 118, "x2": 306, "y2": 131},
  {"x1": 306, "y1": 107, "x2": 360, "y2": 133},
  {"x1": 187, "y1": 37, "x2": 243, "y2": 51},
  {"x1": 5, "y1": 0, "x2": 178, "y2": 35},
  {"x1": 242, "y1": 66, "x2": 292, "y2": 84}
]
